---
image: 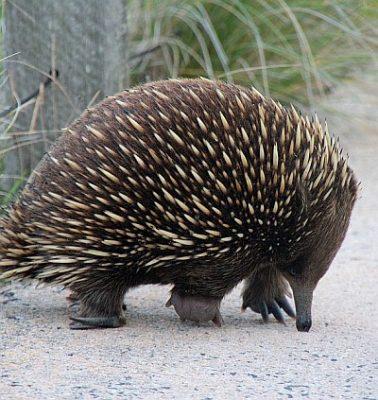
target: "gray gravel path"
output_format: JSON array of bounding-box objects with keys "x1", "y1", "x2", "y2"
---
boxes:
[{"x1": 1, "y1": 76, "x2": 377, "y2": 399}]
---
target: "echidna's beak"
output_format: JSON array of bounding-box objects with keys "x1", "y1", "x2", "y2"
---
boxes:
[{"x1": 291, "y1": 284, "x2": 313, "y2": 332}]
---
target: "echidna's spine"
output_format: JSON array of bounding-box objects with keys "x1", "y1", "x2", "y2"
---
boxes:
[{"x1": 0, "y1": 79, "x2": 357, "y2": 287}]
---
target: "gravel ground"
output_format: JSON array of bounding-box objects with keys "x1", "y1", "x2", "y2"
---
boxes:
[{"x1": 0, "y1": 76, "x2": 377, "y2": 399}]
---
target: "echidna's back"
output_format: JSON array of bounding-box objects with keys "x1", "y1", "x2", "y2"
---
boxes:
[{"x1": 0, "y1": 79, "x2": 357, "y2": 283}]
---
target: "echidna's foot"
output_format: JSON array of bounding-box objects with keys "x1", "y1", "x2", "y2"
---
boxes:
[
  {"x1": 66, "y1": 290, "x2": 127, "y2": 315},
  {"x1": 67, "y1": 286, "x2": 127, "y2": 330},
  {"x1": 69, "y1": 315, "x2": 126, "y2": 330},
  {"x1": 242, "y1": 269, "x2": 296, "y2": 324},
  {"x1": 68, "y1": 305, "x2": 126, "y2": 330},
  {"x1": 242, "y1": 296, "x2": 295, "y2": 324},
  {"x1": 166, "y1": 291, "x2": 223, "y2": 327}
]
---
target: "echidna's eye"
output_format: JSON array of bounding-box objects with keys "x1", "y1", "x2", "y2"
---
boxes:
[
  {"x1": 285, "y1": 257, "x2": 305, "y2": 277},
  {"x1": 287, "y1": 265, "x2": 303, "y2": 277}
]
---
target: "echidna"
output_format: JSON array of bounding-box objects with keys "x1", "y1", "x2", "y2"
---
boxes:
[{"x1": 0, "y1": 79, "x2": 357, "y2": 331}]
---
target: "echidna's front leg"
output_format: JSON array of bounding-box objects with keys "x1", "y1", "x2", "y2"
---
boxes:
[
  {"x1": 242, "y1": 268, "x2": 295, "y2": 323},
  {"x1": 166, "y1": 290, "x2": 223, "y2": 327},
  {"x1": 67, "y1": 283, "x2": 127, "y2": 330}
]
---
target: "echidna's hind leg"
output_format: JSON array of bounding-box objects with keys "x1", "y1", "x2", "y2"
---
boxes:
[
  {"x1": 67, "y1": 277, "x2": 128, "y2": 330},
  {"x1": 166, "y1": 290, "x2": 223, "y2": 327},
  {"x1": 66, "y1": 290, "x2": 81, "y2": 316},
  {"x1": 68, "y1": 294, "x2": 126, "y2": 330},
  {"x1": 241, "y1": 268, "x2": 295, "y2": 324},
  {"x1": 67, "y1": 289, "x2": 127, "y2": 316}
]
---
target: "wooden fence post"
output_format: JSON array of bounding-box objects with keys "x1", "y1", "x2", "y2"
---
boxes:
[{"x1": 0, "y1": 0, "x2": 128, "y2": 191}]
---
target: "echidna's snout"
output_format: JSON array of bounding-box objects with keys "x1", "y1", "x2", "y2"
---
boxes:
[
  {"x1": 296, "y1": 315, "x2": 312, "y2": 332},
  {"x1": 291, "y1": 285, "x2": 314, "y2": 332}
]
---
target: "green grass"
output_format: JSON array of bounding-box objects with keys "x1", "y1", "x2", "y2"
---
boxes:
[
  {"x1": 128, "y1": 0, "x2": 377, "y2": 108},
  {"x1": 0, "y1": 2, "x2": 20, "y2": 208},
  {"x1": 0, "y1": 169, "x2": 24, "y2": 208}
]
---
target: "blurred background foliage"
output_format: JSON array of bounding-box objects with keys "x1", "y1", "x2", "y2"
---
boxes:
[
  {"x1": 0, "y1": 0, "x2": 376, "y2": 205},
  {"x1": 127, "y1": 0, "x2": 377, "y2": 108}
]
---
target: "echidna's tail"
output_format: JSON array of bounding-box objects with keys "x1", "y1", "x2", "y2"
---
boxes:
[
  {"x1": 0, "y1": 257, "x2": 21, "y2": 280},
  {"x1": 0, "y1": 208, "x2": 79, "y2": 285},
  {"x1": 0, "y1": 240, "x2": 24, "y2": 281},
  {"x1": 0, "y1": 213, "x2": 35, "y2": 281}
]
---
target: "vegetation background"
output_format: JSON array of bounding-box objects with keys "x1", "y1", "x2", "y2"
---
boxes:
[{"x1": 0, "y1": 0, "x2": 376, "y2": 205}]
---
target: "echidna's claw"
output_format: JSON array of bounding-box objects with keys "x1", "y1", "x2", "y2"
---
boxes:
[
  {"x1": 69, "y1": 320, "x2": 99, "y2": 330},
  {"x1": 259, "y1": 302, "x2": 269, "y2": 322},
  {"x1": 277, "y1": 297, "x2": 296, "y2": 319},
  {"x1": 268, "y1": 300, "x2": 285, "y2": 324},
  {"x1": 69, "y1": 315, "x2": 126, "y2": 329},
  {"x1": 243, "y1": 295, "x2": 295, "y2": 324}
]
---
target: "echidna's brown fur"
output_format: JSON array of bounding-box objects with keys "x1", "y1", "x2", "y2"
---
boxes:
[{"x1": 0, "y1": 79, "x2": 357, "y2": 331}]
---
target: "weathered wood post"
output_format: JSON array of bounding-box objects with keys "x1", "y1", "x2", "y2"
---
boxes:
[{"x1": 0, "y1": 0, "x2": 128, "y2": 191}]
